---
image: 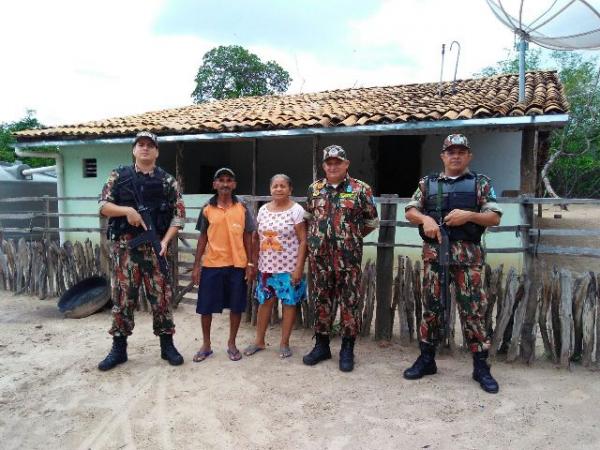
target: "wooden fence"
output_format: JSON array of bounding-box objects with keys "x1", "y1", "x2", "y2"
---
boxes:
[
  {"x1": 1, "y1": 194, "x2": 599, "y2": 367},
  {"x1": 0, "y1": 238, "x2": 103, "y2": 299}
]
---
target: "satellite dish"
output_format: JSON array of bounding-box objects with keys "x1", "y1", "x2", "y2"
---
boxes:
[{"x1": 486, "y1": 0, "x2": 600, "y2": 100}]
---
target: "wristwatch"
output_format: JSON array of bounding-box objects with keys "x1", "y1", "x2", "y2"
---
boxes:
[{"x1": 247, "y1": 263, "x2": 255, "y2": 267}]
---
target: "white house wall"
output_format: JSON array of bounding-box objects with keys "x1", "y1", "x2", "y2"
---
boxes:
[
  {"x1": 421, "y1": 131, "x2": 522, "y2": 196},
  {"x1": 61, "y1": 143, "x2": 132, "y2": 244}
]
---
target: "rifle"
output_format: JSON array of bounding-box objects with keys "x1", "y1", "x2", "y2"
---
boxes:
[
  {"x1": 123, "y1": 167, "x2": 171, "y2": 281},
  {"x1": 438, "y1": 223, "x2": 451, "y2": 346},
  {"x1": 436, "y1": 178, "x2": 451, "y2": 346}
]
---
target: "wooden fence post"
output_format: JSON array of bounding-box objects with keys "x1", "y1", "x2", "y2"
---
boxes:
[
  {"x1": 490, "y1": 267, "x2": 519, "y2": 357},
  {"x1": 374, "y1": 194, "x2": 397, "y2": 341},
  {"x1": 246, "y1": 139, "x2": 259, "y2": 324},
  {"x1": 519, "y1": 200, "x2": 534, "y2": 279},
  {"x1": 43, "y1": 195, "x2": 50, "y2": 239},
  {"x1": 581, "y1": 272, "x2": 596, "y2": 367},
  {"x1": 558, "y1": 269, "x2": 574, "y2": 369},
  {"x1": 519, "y1": 128, "x2": 538, "y2": 281}
]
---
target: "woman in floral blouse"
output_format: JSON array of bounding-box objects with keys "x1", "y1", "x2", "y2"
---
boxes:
[{"x1": 244, "y1": 174, "x2": 307, "y2": 358}]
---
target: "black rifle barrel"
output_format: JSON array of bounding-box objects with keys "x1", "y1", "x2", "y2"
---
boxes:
[{"x1": 438, "y1": 224, "x2": 451, "y2": 346}]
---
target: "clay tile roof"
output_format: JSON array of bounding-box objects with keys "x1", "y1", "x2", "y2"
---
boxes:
[{"x1": 15, "y1": 71, "x2": 568, "y2": 141}]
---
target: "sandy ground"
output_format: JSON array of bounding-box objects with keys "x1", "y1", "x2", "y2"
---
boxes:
[
  {"x1": 535, "y1": 204, "x2": 600, "y2": 274},
  {"x1": 1, "y1": 293, "x2": 600, "y2": 450}
]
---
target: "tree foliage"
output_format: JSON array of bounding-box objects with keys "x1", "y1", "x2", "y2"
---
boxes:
[
  {"x1": 476, "y1": 48, "x2": 600, "y2": 198},
  {"x1": 548, "y1": 52, "x2": 600, "y2": 198},
  {"x1": 0, "y1": 110, "x2": 54, "y2": 168},
  {"x1": 475, "y1": 47, "x2": 543, "y2": 77},
  {"x1": 191, "y1": 45, "x2": 291, "y2": 103}
]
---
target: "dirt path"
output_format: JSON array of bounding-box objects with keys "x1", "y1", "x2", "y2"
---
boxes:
[
  {"x1": 535, "y1": 204, "x2": 600, "y2": 274},
  {"x1": 1, "y1": 293, "x2": 600, "y2": 450}
]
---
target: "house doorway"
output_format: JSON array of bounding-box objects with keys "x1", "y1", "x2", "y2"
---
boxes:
[{"x1": 376, "y1": 135, "x2": 423, "y2": 197}]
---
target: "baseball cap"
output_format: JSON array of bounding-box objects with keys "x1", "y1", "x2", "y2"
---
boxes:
[
  {"x1": 322, "y1": 145, "x2": 348, "y2": 162},
  {"x1": 442, "y1": 134, "x2": 470, "y2": 152},
  {"x1": 133, "y1": 131, "x2": 158, "y2": 148},
  {"x1": 213, "y1": 167, "x2": 236, "y2": 179}
]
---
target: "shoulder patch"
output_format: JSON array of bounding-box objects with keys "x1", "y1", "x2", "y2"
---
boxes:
[
  {"x1": 311, "y1": 179, "x2": 326, "y2": 191},
  {"x1": 353, "y1": 178, "x2": 371, "y2": 190}
]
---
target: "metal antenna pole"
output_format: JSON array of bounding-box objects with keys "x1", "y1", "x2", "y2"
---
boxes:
[
  {"x1": 438, "y1": 44, "x2": 446, "y2": 96},
  {"x1": 450, "y1": 41, "x2": 461, "y2": 94},
  {"x1": 517, "y1": 32, "x2": 528, "y2": 102}
]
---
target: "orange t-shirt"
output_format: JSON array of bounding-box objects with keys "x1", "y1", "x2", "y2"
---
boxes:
[{"x1": 197, "y1": 201, "x2": 252, "y2": 268}]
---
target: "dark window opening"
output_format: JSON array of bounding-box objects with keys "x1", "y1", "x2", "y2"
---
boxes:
[
  {"x1": 83, "y1": 158, "x2": 97, "y2": 178},
  {"x1": 375, "y1": 135, "x2": 423, "y2": 197}
]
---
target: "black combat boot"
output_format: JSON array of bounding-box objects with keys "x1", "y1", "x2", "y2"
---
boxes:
[
  {"x1": 472, "y1": 351, "x2": 499, "y2": 394},
  {"x1": 403, "y1": 342, "x2": 437, "y2": 380},
  {"x1": 160, "y1": 334, "x2": 184, "y2": 366},
  {"x1": 98, "y1": 336, "x2": 128, "y2": 371},
  {"x1": 302, "y1": 334, "x2": 332, "y2": 366},
  {"x1": 339, "y1": 336, "x2": 355, "y2": 372}
]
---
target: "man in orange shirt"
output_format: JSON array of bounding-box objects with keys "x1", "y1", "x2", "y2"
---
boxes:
[{"x1": 191, "y1": 168, "x2": 256, "y2": 362}]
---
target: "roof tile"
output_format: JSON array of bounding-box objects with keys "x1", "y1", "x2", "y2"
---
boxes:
[{"x1": 15, "y1": 71, "x2": 568, "y2": 141}]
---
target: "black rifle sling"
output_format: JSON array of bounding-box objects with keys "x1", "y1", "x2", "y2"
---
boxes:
[{"x1": 125, "y1": 166, "x2": 144, "y2": 209}]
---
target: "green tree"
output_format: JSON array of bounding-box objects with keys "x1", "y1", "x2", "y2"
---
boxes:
[
  {"x1": 475, "y1": 47, "x2": 543, "y2": 77},
  {"x1": 191, "y1": 45, "x2": 291, "y2": 103},
  {"x1": 547, "y1": 51, "x2": 600, "y2": 198},
  {"x1": 0, "y1": 110, "x2": 54, "y2": 168},
  {"x1": 475, "y1": 48, "x2": 600, "y2": 198}
]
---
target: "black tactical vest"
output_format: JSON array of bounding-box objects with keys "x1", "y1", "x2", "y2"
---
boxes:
[
  {"x1": 418, "y1": 172, "x2": 485, "y2": 243},
  {"x1": 107, "y1": 166, "x2": 173, "y2": 240}
]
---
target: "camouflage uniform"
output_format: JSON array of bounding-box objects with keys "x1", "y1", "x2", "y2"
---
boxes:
[
  {"x1": 306, "y1": 174, "x2": 379, "y2": 337},
  {"x1": 406, "y1": 170, "x2": 501, "y2": 352},
  {"x1": 99, "y1": 166, "x2": 185, "y2": 337}
]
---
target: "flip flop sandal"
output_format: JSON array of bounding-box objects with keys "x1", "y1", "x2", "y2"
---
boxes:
[
  {"x1": 279, "y1": 346, "x2": 293, "y2": 359},
  {"x1": 192, "y1": 349, "x2": 213, "y2": 363},
  {"x1": 243, "y1": 344, "x2": 265, "y2": 356},
  {"x1": 227, "y1": 348, "x2": 242, "y2": 361}
]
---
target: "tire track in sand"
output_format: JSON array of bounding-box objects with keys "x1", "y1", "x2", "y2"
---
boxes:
[{"x1": 76, "y1": 368, "x2": 158, "y2": 450}]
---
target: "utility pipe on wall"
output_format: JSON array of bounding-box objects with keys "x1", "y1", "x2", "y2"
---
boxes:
[
  {"x1": 21, "y1": 165, "x2": 57, "y2": 176},
  {"x1": 14, "y1": 148, "x2": 65, "y2": 244}
]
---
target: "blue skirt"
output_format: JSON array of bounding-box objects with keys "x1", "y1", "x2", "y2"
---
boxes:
[{"x1": 256, "y1": 272, "x2": 307, "y2": 306}]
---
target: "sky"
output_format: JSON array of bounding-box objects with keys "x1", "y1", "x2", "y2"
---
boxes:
[{"x1": 0, "y1": 0, "x2": 575, "y2": 127}]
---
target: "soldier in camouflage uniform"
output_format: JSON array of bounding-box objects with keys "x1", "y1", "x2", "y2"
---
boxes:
[
  {"x1": 97, "y1": 131, "x2": 186, "y2": 371},
  {"x1": 403, "y1": 134, "x2": 501, "y2": 393},
  {"x1": 303, "y1": 145, "x2": 379, "y2": 372}
]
